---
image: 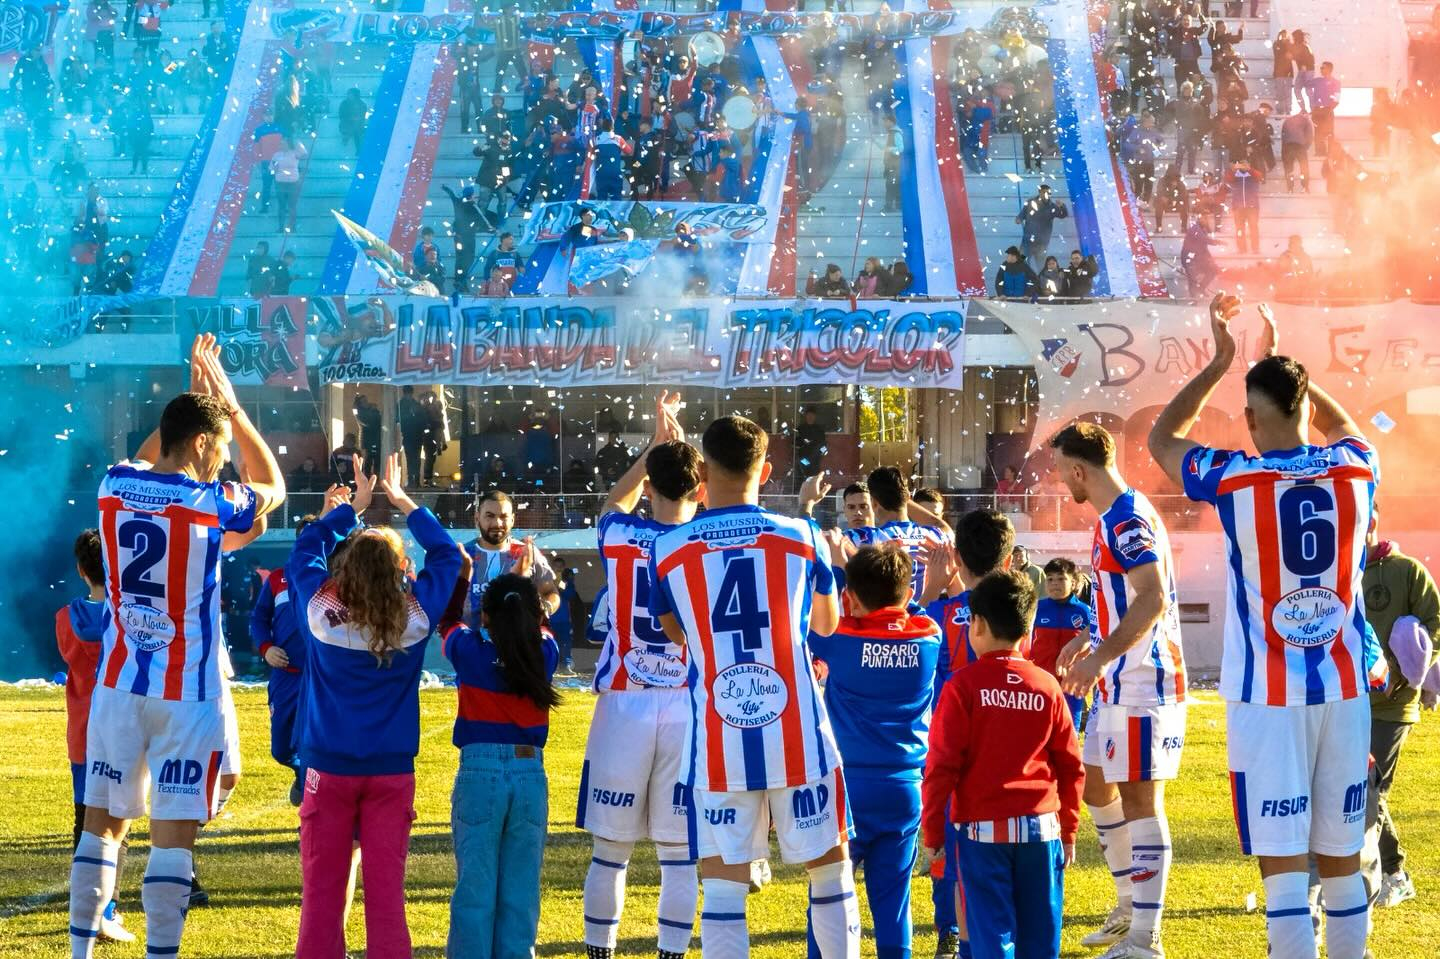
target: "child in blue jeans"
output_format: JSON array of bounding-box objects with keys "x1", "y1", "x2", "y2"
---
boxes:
[{"x1": 442, "y1": 565, "x2": 561, "y2": 959}]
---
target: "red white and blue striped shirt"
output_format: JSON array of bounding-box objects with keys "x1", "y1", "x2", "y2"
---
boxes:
[
  {"x1": 1090, "y1": 489, "x2": 1187, "y2": 707},
  {"x1": 97, "y1": 463, "x2": 256, "y2": 702},
  {"x1": 1182, "y1": 439, "x2": 1379, "y2": 706},
  {"x1": 592, "y1": 511, "x2": 690, "y2": 693},
  {"x1": 649, "y1": 505, "x2": 839, "y2": 793}
]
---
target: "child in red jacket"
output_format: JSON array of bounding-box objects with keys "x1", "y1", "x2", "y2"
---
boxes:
[{"x1": 921, "y1": 570, "x2": 1084, "y2": 959}]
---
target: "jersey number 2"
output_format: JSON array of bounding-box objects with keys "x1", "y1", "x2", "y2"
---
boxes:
[
  {"x1": 1277, "y1": 486, "x2": 1336, "y2": 578},
  {"x1": 118, "y1": 517, "x2": 167, "y2": 600}
]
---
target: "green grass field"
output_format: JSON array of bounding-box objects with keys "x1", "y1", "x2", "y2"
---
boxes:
[{"x1": 2, "y1": 686, "x2": 1437, "y2": 957}]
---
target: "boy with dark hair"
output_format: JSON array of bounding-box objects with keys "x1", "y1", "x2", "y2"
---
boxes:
[
  {"x1": 807, "y1": 545, "x2": 940, "y2": 959},
  {"x1": 840, "y1": 482, "x2": 875, "y2": 539},
  {"x1": 866, "y1": 466, "x2": 952, "y2": 596},
  {"x1": 253, "y1": 515, "x2": 315, "y2": 807},
  {"x1": 1034, "y1": 558, "x2": 1092, "y2": 729},
  {"x1": 57, "y1": 530, "x2": 134, "y2": 944},
  {"x1": 922, "y1": 570, "x2": 1084, "y2": 959},
  {"x1": 649, "y1": 413, "x2": 855, "y2": 958},
  {"x1": 581, "y1": 394, "x2": 704, "y2": 959},
  {"x1": 916, "y1": 508, "x2": 1017, "y2": 958}
]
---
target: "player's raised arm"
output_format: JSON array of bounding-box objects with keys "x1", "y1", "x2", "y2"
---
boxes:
[
  {"x1": 1307, "y1": 379, "x2": 1368, "y2": 447},
  {"x1": 601, "y1": 391, "x2": 684, "y2": 516},
  {"x1": 906, "y1": 492, "x2": 952, "y2": 537},
  {"x1": 1148, "y1": 292, "x2": 1241, "y2": 486},
  {"x1": 1062, "y1": 561, "x2": 1168, "y2": 698},
  {"x1": 194, "y1": 337, "x2": 286, "y2": 517}
]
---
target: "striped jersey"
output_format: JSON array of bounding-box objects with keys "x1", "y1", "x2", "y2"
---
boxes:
[
  {"x1": 97, "y1": 463, "x2": 257, "y2": 702},
  {"x1": 877, "y1": 519, "x2": 949, "y2": 594},
  {"x1": 648, "y1": 504, "x2": 840, "y2": 792},
  {"x1": 841, "y1": 526, "x2": 887, "y2": 548},
  {"x1": 928, "y1": 590, "x2": 1033, "y2": 693},
  {"x1": 1090, "y1": 489, "x2": 1187, "y2": 707},
  {"x1": 593, "y1": 511, "x2": 690, "y2": 692},
  {"x1": 1182, "y1": 439, "x2": 1379, "y2": 706},
  {"x1": 464, "y1": 538, "x2": 554, "y2": 630}
]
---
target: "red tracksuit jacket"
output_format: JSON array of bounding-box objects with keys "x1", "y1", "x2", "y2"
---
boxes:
[{"x1": 921, "y1": 649, "x2": 1085, "y2": 850}]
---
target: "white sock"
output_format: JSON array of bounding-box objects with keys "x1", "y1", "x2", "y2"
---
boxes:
[
  {"x1": 700, "y1": 878, "x2": 749, "y2": 959},
  {"x1": 808, "y1": 860, "x2": 861, "y2": 959},
  {"x1": 1320, "y1": 873, "x2": 1370, "y2": 959},
  {"x1": 69, "y1": 833, "x2": 119, "y2": 959},
  {"x1": 656, "y1": 843, "x2": 698, "y2": 955},
  {"x1": 142, "y1": 847, "x2": 194, "y2": 958},
  {"x1": 583, "y1": 838, "x2": 634, "y2": 949},
  {"x1": 1087, "y1": 798, "x2": 1133, "y2": 908},
  {"x1": 1128, "y1": 816, "x2": 1171, "y2": 940},
  {"x1": 1264, "y1": 871, "x2": 1319, "y2": 959},
  {"x1": 215, "y1": 783, "x2": 235, "y2": 817}
]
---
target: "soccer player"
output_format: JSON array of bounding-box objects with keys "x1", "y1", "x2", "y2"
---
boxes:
[
  {"x1": 808, "y1": 545, "x2": 941, "y2": 959},
  {"x1": 648, "y1": 415, "x2": 855, "y2": 959},
  {"x1": 1050, "y1": 422, "x2": 1186, "y2": 959},
  {"x1": 580, "y1": 394, "x2": 704, "y2": 959},
  {"x1": 57, "y1": 530, "x2": 134, "y2": 944},
  {"x1": 70, "y1": 336, "x2": 285, "y2": 959},
  {"x1": 921, "y1": 571, "x2": 1084, "y2": 959},
  {"x1": 1033, "y1": 558, "x2": 1093, "y2": 729},
  {"x1": 1147, "y1": 294, "x2": 1377, "y2": 959},
  {"x1": 916, "y1": 508, "x2": 1016, "y2": 959},
  {"x1": 841, "y1": 482, "x2": 875, "y2": 538},
  {"x1": 867, "y1": 466, "x2": 952, "y2": 594},
  {"x1": 251, "y1": 516, "x2": 314, "y2": 807},
  {"x1": 465, "y1": 489, "x2": 558, "y2": 628}
]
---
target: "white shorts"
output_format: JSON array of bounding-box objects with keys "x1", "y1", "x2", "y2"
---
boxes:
[
  {"x1": 1081, "y1": 702, "x2": 1187, "y2": 783},
  {"x1": 577, "y1": 690, "x2": 691, "y2": 844},
  {"x1": 1226, "y1": 696, "x2": 1370, "y2": 858},
  {"x1": 84, "y1": 684, "x2": 226, "y2": 823},
  {"x1": 693, "y1": 767, "x2": 853, "y2": 866},
  {"x1": 220, "y1": 681, "x2": 241, "y2": 777}
]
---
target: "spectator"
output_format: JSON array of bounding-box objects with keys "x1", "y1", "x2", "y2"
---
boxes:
[
  {"x1": 961, "y1": 92, "x2": 994, "y2": 173},
  {"x1": 806, "y1": 263, "x2": 850, "y2": 297},
  {"x1": 1010, "y1": 545, "x2": 1044, "y2": 593},
  {"x1": 629, "y1": 118, "x2": 664, "y2": 199},
  {"x1": 398, "y1": 386, "x2": 427, "y2": 487},
  {"x1": 1274, "y1": 234, "x2": 1314, "y2": 280},
  {"x1": 482, "y1": 232, "x2": 523, "y2": 287},
  {"x1": 882, "y1": 113, "x2": 903, "y2": 211},
  {"x1": 1175, "y1": 81, "x2": 1210, "y2": 175},
  {"x1": 1308, "y1": 61, "x2": 1341, "y2": 157},
  {"x1": 202, "y1": 20, "x2": 233, "y2": 81},
  {"x1": 98, "y1": 249, "x2": 134, "y2": 294},
  {"x1": 180, "y1": 48, "x2": 209, "y2": 111},
  {"x1": 1245, "y1": 102, "x2": 1277, "y2": 176},
  {"x1": 793, "y1": 407, "x2": 828, "y2": 484},
  {"x1": 1370, "y1": 88, "x2": 1394, "y2": 158},
  {"x1": 456, "y1": 46, "x2": 485, "y2": 135},
  {"x1": 1291, "y1": 30, "x2": 1316, "y2": 111},
  {"x1": 1226, "y1": 156, "x2": 1263, "y2": 254},
  {"x1": 329, "y1": 433, "x2": 359, "y2": 485},
  {"x1": 417, "y1": 245, "x2": 446, "y2": 294},
  {"x1": 1180, "y1": 216, "x2": 1223, "y2": 295},
  {"x1": 562, "y1": 208, "x2": 610, "y2": 249},
  {"x1": 852, "y1": 257, "x2": 888, "y2": 298},
  {"x1": 1272, "y1": 30, "x2": 1295, "y2": 115},
  {"x1": 1036, "y1": 255, "x2": 1065, "y2": 296},
  {"x1": 1154, "y1": 164, "x2": 1191, "y2": 233},
  {"x1": 412, "y1": 226, "x2": 436, "y2": 273},
  {"x1": 994, "y1": 245, "x2": 1037, "y2": 297},
  {"x1": 246, "y1": 240, "x2": 274, "y2": 296},
  {"x1": 128, "y1": 106, "x2": 153, "y2": 174},
  {"x1": 595, "y1": 432, "x2": 631, "y2": 486},
  {"x1": 337, "y1": 88, "x2": 367, "y2": 156},
  {"x1": 1061, "y1": 249, "x2": 1098, "y2": 298},
  {"x1": 884, "y1": 259, "x2": 914, "y2": 297},
  {"x1": 473, "y1": 131, "x2": 517, "y2": 226},
  {"x1": 50, "y1": 142, "x2": 89, "y2": 197},
  {"x1": 354, "y1": 394, "x2": 382, "y2": 471},
  {"x1": 477, "y1": 93, "x2": 510, "y2": 141},
  {"x1": 442, "y1": 184, "x2": 485, "y2": 293},
  {"x1": 713, "y1": 143, "x2": 741, "y2": 204},
  {"x1": 288, "y1": 457, "x2": 324, "y2": 494},
  {"x1": 3, "y1": 107, "x2": 29, "y2": 174},
  {"x1": 480, "y1": 265, "x2": 513, "y2": 297},
  {"x1": 134, "y1": 0, "x2": 164, "y2": 61},
  {"x1": 271, "y1": 135, "x2": 307, "y2": 232},
  {"x1": 996, "y1": 465, "x2": 1028, "y2": 512},
  {"x1": 60, "y1": 55, "x2": 90, "y2": 114},
  {"x1": 1122, "y1": 111, "x2": 1164, "y2": 203},
  {"x1": 592, "y1": 120, "x2": 631, "y2": 201},
  {"x1": 1015, "y1": 184, "x2": 1068, "y2": 269},
  {"x1": 271, "y1": 250, "x2": 296, "y2": 294},
  {"x1": 89, "y1": 0, "x2": 118, "y2": 65},
  {"x1": 1363, "y1": 510, "x2": 1440, "y2": 910}
]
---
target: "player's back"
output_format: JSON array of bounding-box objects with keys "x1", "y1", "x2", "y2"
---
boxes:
[
  {"x1": 649, "y1": 503, "x2": 838, "y2": 792},
  {"x1": 878, "y1": 519, "x2": 947, "y2": 593},
  {"x1": 1182, "y1": 439, "x2": 1379, "y2": 706},
  {"x1": 810, "y1": 607, "x2": 940, "y2": 777},
  {"x1": 1091, "y1": 489, "x2": 1186, "y2": 706},
  {"x1": 96, "y1": 462, "x2": 256, "y2": 702},
  {"x1": 593, "y1": 511, "x2": 688, "y2": 692}
]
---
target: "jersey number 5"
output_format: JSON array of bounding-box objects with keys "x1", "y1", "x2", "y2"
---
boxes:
[
  {"x1": 118, "y1": 517, "x2": 168, "y2": 601},
  {"x1": 1277, "y1": 486, "x2": 1336, "y2": 578}
]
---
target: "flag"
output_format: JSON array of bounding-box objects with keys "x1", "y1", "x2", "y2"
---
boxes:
[{"x1": 330, "y1": 210, "x2": 441, "y2": 298}]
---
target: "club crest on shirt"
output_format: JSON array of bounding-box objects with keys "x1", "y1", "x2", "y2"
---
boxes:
[
  {"x1": 118, "y1": 602, "x2": 176, "y2": 652},
  {"x1": 1271, "y1": 586, "x2": 1345, "y2": 648},
  {"x1": 1112, "y1": 517, "x2": 1156, "y2": 561},
  {"x1": 624, "y1": 647, "x2": 687, "y2": 686},
  {"x1": 712, "y1": 662, "x2": 789, "y2": 729}
]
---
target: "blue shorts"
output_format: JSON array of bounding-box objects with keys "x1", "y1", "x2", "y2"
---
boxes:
[{"x1": 956, "y1": 836, "x2": 1065, "y2": 959}]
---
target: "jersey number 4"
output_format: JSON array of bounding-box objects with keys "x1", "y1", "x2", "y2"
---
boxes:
[
  {"x1": 1277, "y1": 486, "x2": 1336, "y2": 578},
  {"x1": 712, "y1": 556, "x2": 771, "y2": 652},
  {"x1": 117, "y1": 517, "x2": 168, "y2": 601}
]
